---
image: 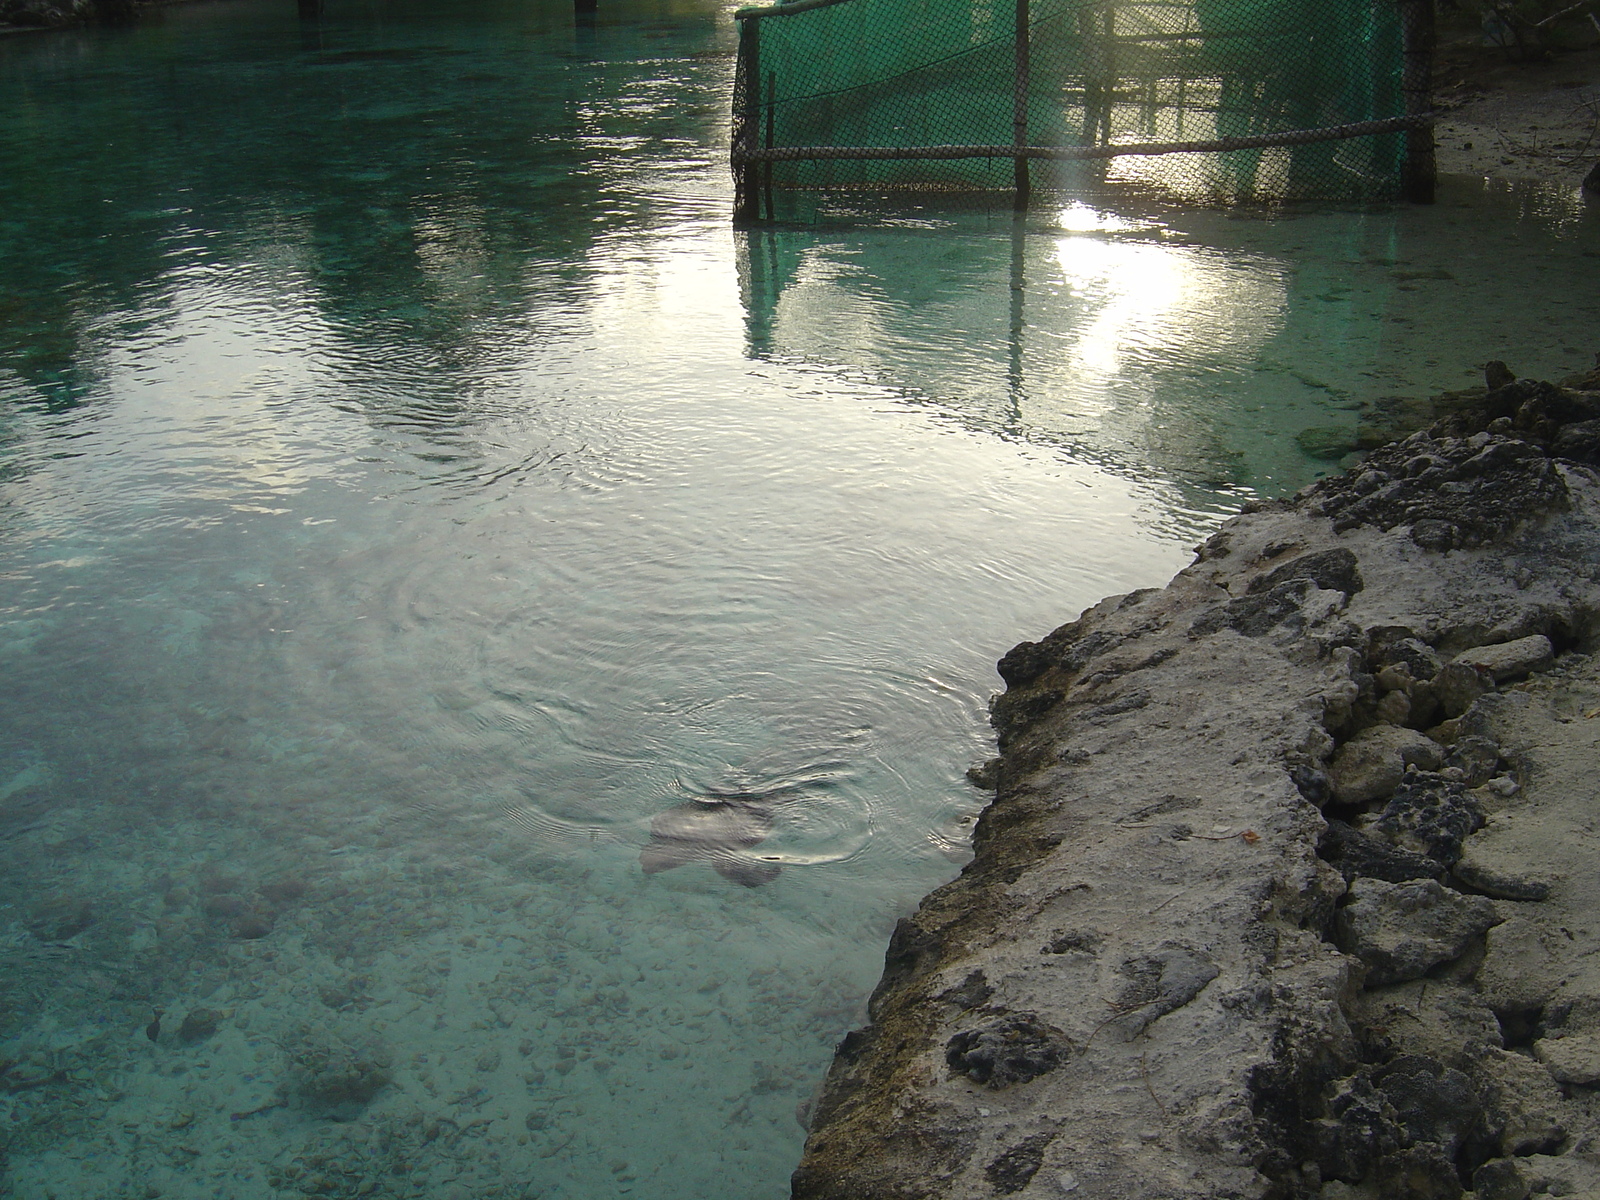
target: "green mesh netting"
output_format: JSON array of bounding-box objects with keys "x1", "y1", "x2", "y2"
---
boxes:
[{"x1": 732, "y1": 0, "x2": 1426, "y2": 215}]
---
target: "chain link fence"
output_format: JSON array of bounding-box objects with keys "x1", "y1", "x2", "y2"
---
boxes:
[{"x1": 732, "y1": 0, "x2": 1434, "y2": 219}]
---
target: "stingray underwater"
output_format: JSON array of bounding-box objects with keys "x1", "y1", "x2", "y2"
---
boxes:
[{"x1": 639, "y1": 799, "x2": 783, "y2": 887}]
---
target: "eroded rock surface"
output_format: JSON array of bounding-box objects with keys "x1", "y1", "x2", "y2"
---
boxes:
[
  {"x1": 1335, "y1": 878, "x2": 1500, "y2": 986},
  {"x1": 792, "y1": 370, "x2": 1600, "y2": 1200}
]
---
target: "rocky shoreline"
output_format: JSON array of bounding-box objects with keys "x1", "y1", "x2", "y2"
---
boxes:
[
  {"x1": 0, "y1": 0, "x2": 121, "y2": 31},
  {"x1": 790, "y1": 365, "x2": 1600, "y2": 1200},
  {"x1": 1, "y1": 0, "x2": 224, "y2": 34}
]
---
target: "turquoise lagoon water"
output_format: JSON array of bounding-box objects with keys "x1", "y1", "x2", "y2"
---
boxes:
[{"x1": 1, "y1": 1, "x2": 1598, "y2": 1196}]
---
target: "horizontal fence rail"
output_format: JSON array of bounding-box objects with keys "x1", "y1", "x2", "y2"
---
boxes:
[{"x1": 732, "y1": 114, "x2": 1434, "y2": 165}]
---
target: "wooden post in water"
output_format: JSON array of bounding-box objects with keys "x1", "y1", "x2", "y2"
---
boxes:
[
  {"x1": 763, "y1": 71, "x2": 777, "y2": 222},
  {"x1": 1400, "y1": 0, "x2": 1435, "y2": 203},
  {"x1": 574, "y1": 0, "x2": 597, "y2": 24},
  {"x1": 733, "y1": 15, "x2": 763, "y2": 224},
  {"x1": 1007, "y1": 218, "x2": 1026, "y2": 407},
  {"x1": 1013, "y1": 0, "x2": 1031, "y2": 210}
]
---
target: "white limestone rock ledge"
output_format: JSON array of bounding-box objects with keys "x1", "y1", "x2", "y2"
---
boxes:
[{"x1": 790, "y1": 369, "x2": 1600, "y2": 1200}]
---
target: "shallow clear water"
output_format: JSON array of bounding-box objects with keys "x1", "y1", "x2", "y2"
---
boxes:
[{"x1": 0, "y1": 2, "x2": 1597, "y2": 1197}]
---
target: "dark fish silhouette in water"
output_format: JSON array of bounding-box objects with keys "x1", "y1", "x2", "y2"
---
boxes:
[{"x1": 640, "y1": 800, "x2": 782, "y2": 887}]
